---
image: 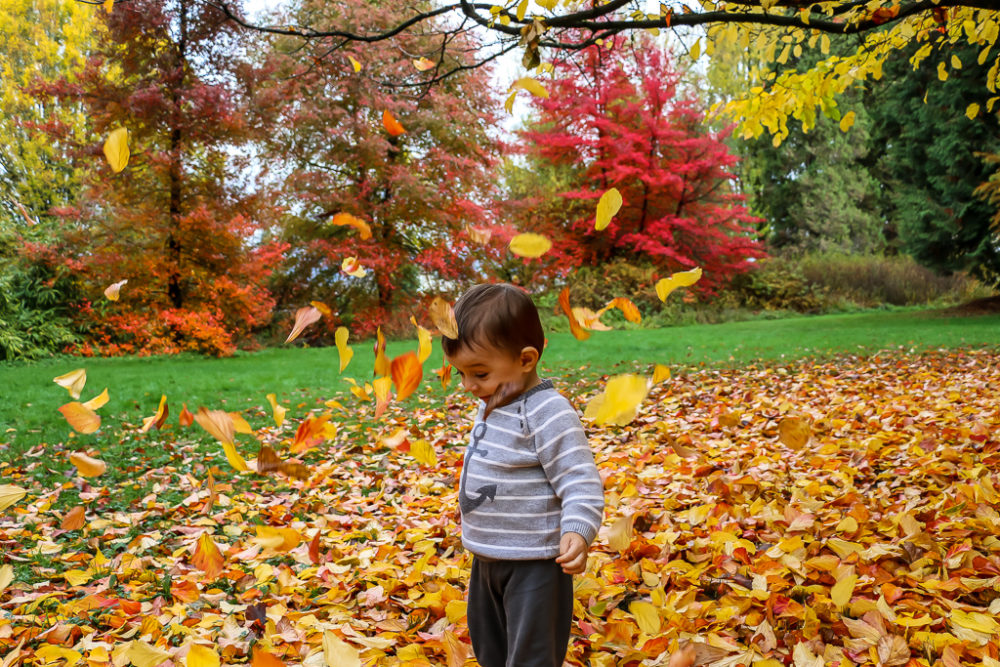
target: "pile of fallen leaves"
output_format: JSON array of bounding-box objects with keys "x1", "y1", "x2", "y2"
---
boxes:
[{"x1": 2, "y1": 349, "x2": 1000, "y2": 667}]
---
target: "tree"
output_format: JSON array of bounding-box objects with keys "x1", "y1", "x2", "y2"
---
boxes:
[
  {"x1": 34, "y1": 0, "x2": 284, "y2": 356},
  {"x1": 252, "y1": 0, "x2": 503, "y2": 338},
  {"x1": 510, "y1": 39, "x2": 764, "y2": 293}
]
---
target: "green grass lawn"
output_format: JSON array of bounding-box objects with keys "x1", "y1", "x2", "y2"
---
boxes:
[{"x1": 1, "y1": 306, "x2": 998, "y2": 464}]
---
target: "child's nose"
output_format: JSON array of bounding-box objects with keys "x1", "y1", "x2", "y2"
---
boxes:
[{"x1": 462, "y1": 377, "x2": 477, "y2": 392}]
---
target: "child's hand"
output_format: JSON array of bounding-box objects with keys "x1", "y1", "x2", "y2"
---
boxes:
[{"x1": 556, "y1": 532, "x2": 588, "y2": 574}]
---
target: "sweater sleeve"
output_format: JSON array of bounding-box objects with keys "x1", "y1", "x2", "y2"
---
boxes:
[{"x1": 530, "y1": 394, "x2": 605, "y2": 544}]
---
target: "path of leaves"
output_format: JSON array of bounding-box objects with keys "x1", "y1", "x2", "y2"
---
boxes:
[{"x1": 2, "y1": 349, "x2": 1000, "y2": 667}]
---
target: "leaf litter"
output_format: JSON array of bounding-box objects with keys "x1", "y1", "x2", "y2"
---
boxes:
[{"x1": 1, "y1": 349, "x2": 999, "y2": 666}]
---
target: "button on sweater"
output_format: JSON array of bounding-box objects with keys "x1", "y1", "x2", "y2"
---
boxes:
[{"x1": 458, "y1": 379, "x2": 605, "y2": 560}]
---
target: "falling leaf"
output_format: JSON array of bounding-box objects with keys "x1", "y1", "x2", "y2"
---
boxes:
[
  {"x1": 429, "y1": 296, "x2": 458, "y2": 339},
  {"x1": 103, "y1": 0, "x2": 113, "y2": 12},
  {"x1": 13, "y1": 200, "x2": 36, "y2": 226},
  {"x1": 285, "y1": 305, "x2": 322, "y2": 344},
  {"x1": 291, "y1": 415, "x2": 336, "y2": 454},
  {"x1": 193, "y1": 408, "x2": 248, "y2": 472},
  {"x1": 257, "y1": 445, "x2": 310, "y2": 480},
  {"x1": 778, "y1": 417, "x2": 811, "y2": 450},
  {"x1": 652, "y1": 364, "x2": 671, "y2": 384},
  {"x1": 0, "y1": 486, "x2": 26, "y2": 512},
  {"x1": 509, "y1": 232, "x2": 552, "y2": 258},
  {"x1": 81, "y1": 388, "x2": 109, "y2": 411},
  {"x1": 391, "y1": 351, "x2": 423, "y2": 401},
  {"x1": 341, "y1": 256, "x2": 367, "y2": 278},
  {"x1": 509, "y1": 77, "x2": 549, "y2": 98},
  {"x1": 382, "y1": 109, "x2": 406, "y2": 136},
  {"x1": 436, "y1": 360, "x2": 453, "y2": 392},
  {"x1": 413, "y1": 57, "x2": 436, "y2": 71},
  {"x1": 334, "y1": 327, "x2": 353, "y2": 372},
  {"x1": 629, "y1": 600, "x2": 661, "y2": 635},
  {"x1": 103, "y1": 127, "x2": 129, "y2": 173},
  {"x1": 595, "y1": 188, "x2": 623, "y2": 231},
  {"x1": 179, "y1": 403, "x2": 194, "y2": 427},
  {"x1": 323, "y1": 631, "x2": 361, "y2": 667},
  {"x1": 140, "y1": 394, "x2": 168, "y2": 432},
  {"x1": 573, "y1": 307, "x2": 612, "y2": 331},
  {"x1": 655, "y1": 267, "x2": 702, "y2": 301},
  {"x1": 53, "y1": 368, "x2": 87, "y2": 399},
  {"x1": 59, "y1": 403, "x2": 100, "y2": 434},
  {"x1": 603, "y1": 296, "x2": 641, "y2": 323},
  {"x1": 409, "y1": 439, "x2": 438, "y2": 467},
  {"x1": 558, "y1": 287, "x2": 591, "y2": 341},
  {"x1": 68, "y1": 452, "x2": 106, "y2": 477},
  {"x1": 185, "y1": 643, "x2": 220, "y2": 667},
  {"x1": 230, "y1": 412, "x2": 253, "y2": 434},
  {"x1": 103, "y1": 279, "x2": 128, "y2": 301},
  {"x1": 310, "y1": 300, "x2": 332, "y2": 316},
  {"x1": 347, "y1": 55, "x2": 361, "y2": 72},
  {"x1": 466, "y1": 225, "x2": 491, "y2": 244},
  {"x1": 373, "y1": 376, "x2": 392, "y2": 419},
  {"x1": 191, "y1": 533, "x2": 224, "y2": 580},
  {"x1": 966, "y1": 102, "x2": 981, "y2": 120},
  {"x1": 585, "y1": 374, "x2": 649, "y2": 426},
  {"x1": 373, "y1": 326, "x2": 391, "y2": 377},
  {"x1": 330, "y1": 212, "x2": 372, "y2": 240},
  {"x1": 411, "y1": 317, "x2": 433, "y2": 363},
  {"x1": 60, "y1": 505, "x2": 86, "y2": 531},
  {"x1": 839, "y1": 110, "x2": 856, "y2": 132},
  {"x1": 266, "y1": 394, "x2": 286, "y2": 428}
]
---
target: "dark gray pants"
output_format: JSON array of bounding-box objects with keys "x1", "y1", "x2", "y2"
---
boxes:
[{"x1": 467, "y1": 556, "x2": 574, "y2": 667}]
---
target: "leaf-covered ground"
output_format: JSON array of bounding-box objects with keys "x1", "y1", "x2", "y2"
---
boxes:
[{"x1": 2, "y1": 349, "x2": 1000, "y2": 666}]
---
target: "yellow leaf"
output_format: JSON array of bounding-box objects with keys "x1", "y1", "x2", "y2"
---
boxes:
[
  {"x1": 348, "y1": 55, "x2": 361, "y2": 72},
  {"x1": 104, "y1": 0, "x2": 114, "y2": 12},
  {"x1": 690, "y1": 39, "x2": 701, "y2": 61},
  {"x1": 374, "y1": 326, "x2": 391, "y2": 377},
  {"x1": 63, "y1": 569, "x2": 92, "y2": 586},
  {"x1": 951, "y1": 54, "x2": 962, "y2": 69},
  {"x1": 510, "y1": 77, "x2": 549, "y2": 98},
  {"x1": 140, "y1": 394, "x2": 168, "y2": 433},
  {"x1": 104, "y1": 279, "x2": 128, "y2": 301},
  {"x1": 126, "y1": 641, "x2": 172, "y2": 667},
  {"x1": 410, "y1": 438, "x2": 438, "y2": 467},
  {"x1": 445, "y1": 599, "x2": 467, "y2": 623},
  {"x1": 0, "y1": 564, "x2": 12, "y2": 594},
  {"x1": 839, "y1": 110, "x2": 856, "y2": 132},
  {"x1": 266, "y1": 393, "x2": 285, "y2": 428},
  {"x1": 341, "y1": 256, "x2": 367, "y2": 278},
  {"x1": 952, "y1": 609, "x2": 1000, "y2": 634},
  {"x1": 606, "y1": 514, "x2": 633, "y2": 552},
  {"x1": 585, "y1": 374, "x2": 649, "y2": 426},
  {"x1": 253, "y1": 526, "x2": 302, "y2": 551},
  {"x1": 516, "y1": 0, "x2": 529, "y2": 21},
  {"x1": 595, "y1": 187, "x2": 623, "y2": 231},
  {"x1": 103, "y1": 127, "x2": 129, "y2": 173},
  {"x1": 82, "y1": 388, "x2": 109, "y2": 411},
  {"x1": 655, "y1": 267, "x2": 702, "y2": 301},
  {"x1": 221, "y1": 441, "x2": 249, "y2": 473},
  {"x1": 185, "y1": 643, "x2": 220, "y2": 667},
  {"x1": 966, "y1": 102, "x2": 980, "y2": 120},
  {"x1": 34, "y1": 645, "x2": 83, "y2": 666},
  {"x1": 429, "y1": 297, "x2": 458, "y2": 339},
  {"x1": 504, "y1": 90, "x2": 517, "y2": 114},
  {"x1": 335, "y1": 326, "x2": 353, "y2": 372},
  {"x1": 0, "y1": 486, "x2": 26, "y2": 513},
  {"x1": 322, "y1": 631, "x2": 360, "y2": 667},
  {"x1": 413, "y1": 319, "x2": 433, "y2": 364},
  {"x1": 373, "y1": 376, "x2": 392, "y2": 419},
  {"x1": 778, "y1": 417, "x2": 811, "y2": 450},
  {"x1": 938, "y1": 61, "x2": 948, "y2": 81},
  {"x1": 652, "y1": 364, "x2": 671, "y2": 384},
  {"x1": 413, "y1": 57, "x2": 436, "y2": 71},
  {"x1": 194, "y1": 407, "x2": 235, "y2": 445},
  {"x1": 629, "y1": 600, "x2": 661, "y2": 635},
  {"x1": 69, "y1": 452, "x2": 106, "y2": 477},
  {"x1": 509, "y1": 232, "x2": 552, "y2": 258},
  {"x1": 830, "y1": 573, "x2": 857, "y2": 609},
  {"x1": 53, "y1": 368, "x2": 87, "y2": 399}
]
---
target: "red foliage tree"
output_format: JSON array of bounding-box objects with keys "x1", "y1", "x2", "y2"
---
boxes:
[
  {"x1": 511, "y1": 38, "x2": 765, "y2": 292},
  {"x1": 30, "y1": 0, "x2": 284, "y2": 356},
  {"x1": 251, "y1": 0, "x2": 504, "y2": 338}
]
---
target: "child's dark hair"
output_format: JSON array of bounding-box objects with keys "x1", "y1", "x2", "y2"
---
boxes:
[{"x1": 441, "y1": 283, "x2": 544, "y2": 358}]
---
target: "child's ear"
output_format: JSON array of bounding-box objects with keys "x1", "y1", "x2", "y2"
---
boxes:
[{"x1": 519, "y1": 346, "x2": 540, "y2": 371}]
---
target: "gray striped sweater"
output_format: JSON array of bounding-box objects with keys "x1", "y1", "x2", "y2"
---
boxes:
[{"x1": 458, "y1": 379, "x2": 605, "y2": 560}]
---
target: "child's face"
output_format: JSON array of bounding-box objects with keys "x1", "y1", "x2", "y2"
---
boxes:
[{"x1": 445, "y1": 342, "x2": 538, "y2": 404}]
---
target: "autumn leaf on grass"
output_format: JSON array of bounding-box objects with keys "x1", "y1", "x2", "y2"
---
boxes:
[
  {"x1": 53, "y1": 368, "x2": 87, "y2": 399},
  {"x1": 0, "y1": 564, "x2": 13, "y2": 594},
  {"x1": 291, "y1": 415, "x2": 336, "y2": 454},
  {"x1": 140, "y1": 394, "x2": 168, "y2": 432},
  {"x1": 251, "y1": 648, "x2": 285, "y2": 667},
  {"x1": 655, "y1": 267, "x2": 702, "y2": 301},
  {"x1": 330, "y1": 212, "x2": 372, "y2": 240},
  {"x1": 0, "y1": 486, "x2": 27, "y2": 512},
  {"x1": 34, "y1": 647, "x2": 83, "y2": 666},
  {"x1": 429, "y1": 296, "x2": 458, "y2": 339},
  {"x1": 334, "y1": 327, "x2": 354, "y2": 372},
  {"x1": 373, "y1": 326, "x2": 391, "y2": 377},
  {"x1": 266, "y1": 394, "x2": 286, "y2": 428},
  {"x1": 179, "y1": 403, "x2": 194, "y2": 427},
  {"x1": 191, "y1": 533, "x2": 224, "y2": 580},
  {"x1": 184, "y1": 643, "x2": 220, "y2": 667},
  {"x1": 411, "y1": 316, "x2": 433, "y2": 363},
  {"x1": 193, "y1": 408, "x2": 248, "y2": 472},
  {"x1": 257, "y1": 444, "x2": 310, "y2": 480},
  {"x1": 81, "y1": 388, "x2": 109, "y2": 411},
  {"x1": 435, "y1": 361, "x2": 453, "y2": 392},
  {"x1": 103, "y1": 127, "x2": 129, "y2": 173},
  {"x1": 382, "y1": 109, "x2": 406, "y2": 136},
  {"x1": 629, "y1": 600, "x2": 661, "y2": 635},
  {"x1": 253, "y1": 526, "x2": 303, "y2": 552},
  {"x1": 60, "y1": 505, "x2": 86, "y2": 531},
  {"x1": 778, "y1": 416, "x2": 811, "y2": 450},
  {"x1": 509, "y1": 232, "x2": 552, "y2": 258},
  {"x1": 585, "y1": 374, "x2": 649, "y2": 426},
  {"x1": 391, "y1": 351, "x2": 423, "y2": 401},
  {"x1": 413, "y1": 57, "x2": 436, "y2": 71},
  {"x1": 595, "y1": 187, "x2": 623, "y2": 231},
  {"x1": 373, "y1": 376, "x2": 392, "y2": 419},
  {"x1": 69, "y1": 452, "x2": 107, "y2": 477},
  {"x1": 285, "y1": 305, "x2": 322, "y2": 344},
  {"x1": 59, "y1": 402, "x2": 100, "y2": 434},
  {"x1": 409, "y1": 439, "x2": 438, "y2": 467},
  {"x1": 344, "y1": 377, "x2": 372, "y2": 401},
  {"x1": 558, "y1": 287, "x2": 590, "y2": 341},
  {"x1": 652, "y1": 364, "x2": 671, "y2": 384},
  {"x1": 103, "y1": 279, "x2": 128, "y2": 301}
]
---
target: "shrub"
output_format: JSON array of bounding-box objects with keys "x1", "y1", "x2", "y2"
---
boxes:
[{"x1": 0, "y1": 262, "x2": 80, "y2": 361}]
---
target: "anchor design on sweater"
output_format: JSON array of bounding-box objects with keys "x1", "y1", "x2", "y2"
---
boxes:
[{"x1": 459, "y1": 421, "x2": 497, "y2": 514}]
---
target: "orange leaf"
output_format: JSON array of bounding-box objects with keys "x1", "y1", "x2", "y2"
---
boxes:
[
  {"x1": 60, "y1": 505, "x2": 86, "y2": 531},
  {"x1": 285, "y1": 306, "x2": 322, "y2": 344},
  {"x1": 558, "y1": 288, "x2": 590, "y2": 341},
  {"x1": 191, "y1": 533, "x2": 224, "y2": 580},
  {"x1": 605, "y1": 297, "x2": 642, "y2": 323},
  {"x1": 778, "y1": 417, "x2": 811, "y2": 450},
  {"x1": 179, "y1": 403, "x2": 194, "y2": 427},
  {"x1": 257, "y1": 444, "x2": 310, "y2": 480},
  {"x1": 308, "y1": 531, "x2": 322, "y2": 565},
  {"x1": 140, "y1": 394, "x2": 168, "y2": 432},
  {"x1": 429, "y1": 296, "x2": 458, "y2": 339},
  {"x1": 310, "y1": 300, "x2": 333, "y2": 316},
  {"x1": 382, "y1": 109, "x2": 406, "y2": 136},
  {"x1": 413, "y1": 56, "x2": 436, "y2": 71},
  {"x1": 251, "y1": 648, "x2": 285, "y2": 667},
  {"x1": 390, "y1": 351, "x2": 423, "y2": 401},
  {"x1": 171, "y1": 578, "x2": 201, "y2": 604},
  {"x1": 69, "y1": 452, "x2": 106, "y2": 477},
  {"x1": 193, "y1": 408, "x2": 235, "y2": 445},
  {"x1": 81, "y1": 388, "x2": 109, "y2": 411},
  {"x1": 330, "y1": 213, "x2": 372, "y2": 240},
  {"x1": 291, "y1": 415, "x2": 336, "y2": 454},
  {"x1": 443, "y1": 630, "x2": 469, "y2": 667},
  {"x1": 59, "y1": 402, "x2": 101, "y2": 434},
  {"x1": 435, "y1": 361, "x2": 453, "y2": 392}
]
